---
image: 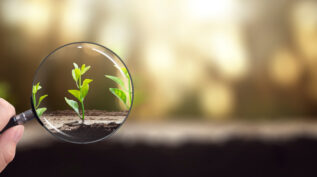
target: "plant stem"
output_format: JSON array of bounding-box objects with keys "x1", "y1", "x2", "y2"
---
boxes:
[
  {"x1": 33, "y1": 93, "x2": 37, "y2": 109},
  {"x1": 78, "y1": 73, "x2": 84, "y2": 123},
  {"x1": 81, "y1": 101, "x2": 85, "y2": 124}
]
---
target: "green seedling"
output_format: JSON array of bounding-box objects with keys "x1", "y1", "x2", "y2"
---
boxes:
[
  {"x1": 32, "y1": 82, "x2": 48, "y2": 117},
  {"x1": 65, "y1": 63, "x2": 92, "y2": 123},
  {"x1": 105, "y1": 66, "x2": 132, "y2": 109}
]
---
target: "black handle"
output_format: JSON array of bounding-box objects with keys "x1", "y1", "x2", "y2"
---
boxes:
[{"x1": 0, "y1": 109, "x2": 35, "y2": 134}]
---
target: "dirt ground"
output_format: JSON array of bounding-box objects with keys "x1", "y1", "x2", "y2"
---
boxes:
[
  {"x1": 4, "y1": 137, "x2": 317, "y2": 177},
  {"x1": 5, "y1": 120, "x2": 317, "y2": 177},
  {"x1": 41, "y1": 110, "x2": 127, "y2": 142}
]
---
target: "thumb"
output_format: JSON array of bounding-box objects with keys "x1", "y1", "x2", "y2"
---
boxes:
[{"x1": 0, "y1": 125, "x2": 24, "y2": 173}]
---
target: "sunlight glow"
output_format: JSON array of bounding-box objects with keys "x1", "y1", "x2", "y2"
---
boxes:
[
  {"x1": 210, "y1": 28, "x2": 249, "y2": 80},
  {"x1": 291, "y1": 1, "x2": 317, "y2": 63},
  {"x1": 269, "y1": 49, "x2": 302, "y2": 87},
  {"x1": 2, "y1": 0, "x2": 51, "y2": 37},
  {"x1": 97, "y1": 19, "x2": 131, "y2": 59},
  {"x1": 187, "y1": 0, "x2": 237, "y2": 21},
  {"x1": 60, "y1": 0, "x2": 90, "y2": 40},
  {"x1": 144, "y1": 41, "x2": 176, "y2": 78},
  {"x1": 200, "y1": 82, "x2": 234, "y2": 118}
]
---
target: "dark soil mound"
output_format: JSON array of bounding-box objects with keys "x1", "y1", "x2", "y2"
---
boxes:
[
  {"x1": 5, "y1": 137, "x2": 317, "y2": 177},
  {"x1": 53, "y1": 122, "x2": 120, "y2": 142}
]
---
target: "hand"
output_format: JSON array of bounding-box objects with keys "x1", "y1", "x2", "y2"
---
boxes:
[{"x1": 0, "y1": 98, "x2": 24, "y2": 173}]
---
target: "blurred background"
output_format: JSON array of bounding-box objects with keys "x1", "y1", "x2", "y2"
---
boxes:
[{"x1": 2, "y1": 0, "x2": 317, "y2": 176}]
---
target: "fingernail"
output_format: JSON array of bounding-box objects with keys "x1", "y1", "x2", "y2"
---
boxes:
[{"x1": 13, "y1": 126, "x2": 24, "y2": 143}]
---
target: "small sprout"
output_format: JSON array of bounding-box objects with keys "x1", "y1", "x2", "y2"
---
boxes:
[
  {"x1": 65, "y1": 63, "x2": 93, "y2": 123},
  {"x1": 32, "y1": 82, "x2": 48, "y2": 117},
  {"x1": 105, "y1": 66, "x2": 132, "y2": 109}
]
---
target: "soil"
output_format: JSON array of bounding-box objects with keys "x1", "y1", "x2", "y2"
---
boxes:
[
  {"x1": 41, "y1": 110, "x2": 127, "y2": 142},
  {"x1": 5, "y1": 137, "x2": 317, "y2": 177},
  {"x1": 45, "y1": 110, "x2": 128, "y2": 116}
]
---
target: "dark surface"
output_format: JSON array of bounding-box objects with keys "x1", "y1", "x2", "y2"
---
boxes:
[
  {"x1": 3, "y1": 137, "x2": 317, "y2": 177},
  {"x1": 53, "y1": 122, "x2": 120, "y2": 142}
]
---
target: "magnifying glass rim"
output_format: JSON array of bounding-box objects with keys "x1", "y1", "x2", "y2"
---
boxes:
[{"x1": 31, "y1": 41, "x2": 134, "y2": 144}]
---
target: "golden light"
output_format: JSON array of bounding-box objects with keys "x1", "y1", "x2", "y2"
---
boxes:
[
  {"x1": 24, "y1": 0, "x2": 51, "y2": 37},
  {"x1": 97, "y1": 19, "x2": 131, "y2": 59},
  {"x1": 269, "y1": 48, "x2": 302, "y2": 87},
  {"x1": 291, "y1": 1, "x2": 317, "y2": 66},
  {"x1": 137, "y1": 40, "x2": 182, "y2": 117},
  {"x1": 2, "y1": 0, "x2": 52, "y2": 38},
  {"x1": 143, "y1": 41, "x2": 176, "y2": 78},
  {"x1": 60, "y1": 0, "x2": 90, "y2": 40},
  {"x1": 1, "y1": 0, "x2": 22, "y2": 25},
  {"x1": 186, "y1": 0, "x2": 237, "y2": 22},
  {"x1": 210, "y1": 27, "x2": 249, "y2": 81},
  {"x1": 200, "y1": 82, "x2": 235, "y2": 118}
]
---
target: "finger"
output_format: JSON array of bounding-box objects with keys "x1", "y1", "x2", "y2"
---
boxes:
[
  {"x1": 0, "y1": 125, "x2": 24, "y2": 172},
  {"x1": 0, "y1": 98, "x2": 16, "y2": 131}
]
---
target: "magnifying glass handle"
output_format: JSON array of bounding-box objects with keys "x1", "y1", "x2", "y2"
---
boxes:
[{"x1": 0, "y1": 109, "x2": 35, "y2": 134}]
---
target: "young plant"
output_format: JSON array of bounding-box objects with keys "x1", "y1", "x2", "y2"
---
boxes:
[
  {"x1": 65, "y1": 63, "x2": 92, "y2": 123},
  {"x1": 32, "y1": 82, "x2": 48, "y2": 117},
  {"x1": 105, "y1": 66, "x2": 132, "y2": 109}
]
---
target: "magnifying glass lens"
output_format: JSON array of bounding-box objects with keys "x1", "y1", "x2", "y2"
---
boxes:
[{"x1": 32, "y1": 42, "x2": 133, "y2": 143}]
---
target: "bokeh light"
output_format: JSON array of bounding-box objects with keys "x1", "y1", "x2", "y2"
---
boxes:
[{"x1": 0, "y1": 0, "x2": 317, "y2": 120}]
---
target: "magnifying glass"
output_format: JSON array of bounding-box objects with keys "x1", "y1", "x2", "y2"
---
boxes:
[{"x1": 0, "y1": 42, "x2": 134, "y2": 144}]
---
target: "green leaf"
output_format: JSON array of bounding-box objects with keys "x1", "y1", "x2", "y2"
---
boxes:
[
  {"x1": 121, "y1": 67, "x2": 130, "y2": 80},
  {"x1": 36, "y1": 82, "x2": 42, "y2": 91},
  {"x1": 64, "y1": 97, "x2": 81, "y2": 118},
  {"x1": 81, "y1": 66, "x2": 91, "y2": 75},
  {"x1": 32, "y1": 85, "x2": 37, "y2": 94},
  {"x1": 114, "y1": 65, "x2": 130, "y2": 79},
  {"x1": 36, "y1": 107, "x2": 47, "y2": 117},
  {"x1": 121, "y1": 67, "x2": 132, "y2": 107},
  {"x1": 74, "y1": 68, "x2": 81, "y2": 81},
  {"x1": 81, "y1": 79, "x2": 93, "y2": 100},
  {"x1": 109, "y1": 88, "x2": 127, "y2": 108},
  {"x1": 35, "y1": 82, "x2": 40, "y2": 92},
  {"x1": 109, "y1": 65, "x2": 132, "y2": 108},
  {"x1": 72, "y1": 69, "x2": 78, "y2": 84},
  {"x1": 81, "y1": 64, "x2": 86, "y2": 71},
  {"x1": 73, "y1": 63, "x2": 80, "y2": 85},
  {"x1": 68, "y1": 90, "x2": 81, "y2": 101},
  {"x1": 38, "y1": 94, "x2": 48, "y2": 107},
  {"x1": 33, "y1": 82, "x2": 42, "y2": 108},
  {"x1": 105, "y1": 75, "x2": 125, "y2": 88},
  {"x1": 33, "y1": 82, "x2": 41, "y2": 94},
  {"x1": 83, "y1": 79, "x2": 93, "y2": 86},
  {"x1": 81, "y1": 83, "x2": 89, "y2": 100},
  {"x1": 73, "y1": 63, "x2": 79, "y2": 69}
]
